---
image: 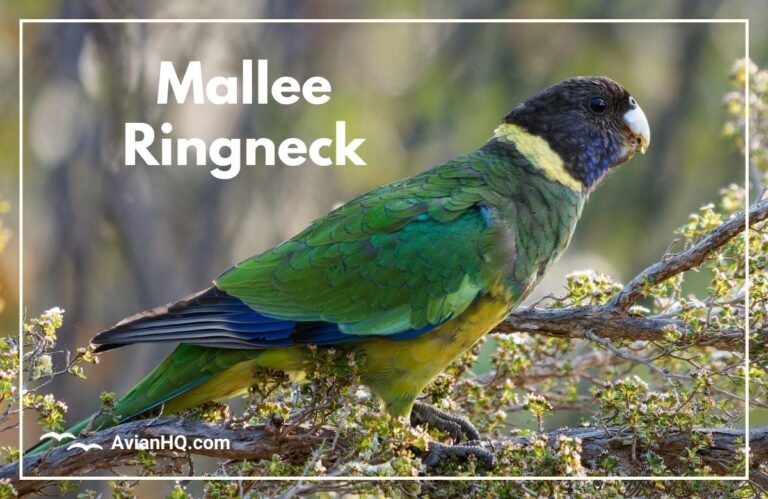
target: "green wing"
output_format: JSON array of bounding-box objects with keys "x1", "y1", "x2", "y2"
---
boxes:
[{"x1": 216, "y1": 154, "x2": 510, "y2": 336}]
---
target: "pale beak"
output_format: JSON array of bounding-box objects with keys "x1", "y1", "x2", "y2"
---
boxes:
[{"x1": 623, "y1": 98, "x2": 650, "y2": 154}]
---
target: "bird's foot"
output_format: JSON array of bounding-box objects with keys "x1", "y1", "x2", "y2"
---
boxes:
[
  {"x1": 422, "y1": 440, "x2": 495, "y2": 470},
  {"x1": 410, "y1": 401, "x2": 494, "y2": 470},
  {"x1": 410, "y1": 401, "x2": 481, "y2": 443}
]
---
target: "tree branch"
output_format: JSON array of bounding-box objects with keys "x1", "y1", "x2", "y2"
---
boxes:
[
  {"x1": 496, "y1": 306, "x2": 744, "y2": 351},
  {"x1": 609, "y1": 198, "x2": 768, "y2": 310},
  {"x1": 493, "y1": 198, "x2": 768, "y2": 350},
  {"x1": 3, "y1": 419, "x2": 762, "y2": 495}
]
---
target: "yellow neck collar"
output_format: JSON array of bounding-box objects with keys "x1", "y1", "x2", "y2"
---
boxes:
[{"x1": 493, "y1": 123, "x2": 583, "y2": 192}]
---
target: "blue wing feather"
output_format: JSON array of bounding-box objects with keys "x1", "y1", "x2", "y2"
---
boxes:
[{"x1": 91, "y1": 287, "x2": 442, "y2": 352}]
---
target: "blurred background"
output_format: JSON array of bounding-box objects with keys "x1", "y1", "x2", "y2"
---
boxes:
[{"x1": 0, "y1": 0, "x2": 764, "y2": 484}]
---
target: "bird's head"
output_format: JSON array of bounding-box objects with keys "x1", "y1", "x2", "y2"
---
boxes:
[{"x1": 497, "y1": 76, "x2": 650, "y2": 191}]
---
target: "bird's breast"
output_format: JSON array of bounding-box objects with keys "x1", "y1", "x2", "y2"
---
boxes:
[
  {"x1": 490, "y1": 178, "x2": 585, "y2": 301},
  {"x1": 358, "y1": 290, "x2": 513, "y2": 386}
]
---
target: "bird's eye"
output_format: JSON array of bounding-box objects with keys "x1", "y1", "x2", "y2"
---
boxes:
[{"x1": 588, "y1": 96, "x2": 607, "y2": 114}]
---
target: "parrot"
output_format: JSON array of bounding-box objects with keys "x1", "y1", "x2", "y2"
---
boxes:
[{"x1": 28, "y1": 76, "x2": 650, "y2": 463}]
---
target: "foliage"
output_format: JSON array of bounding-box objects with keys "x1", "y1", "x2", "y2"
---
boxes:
[
  {"x1": 730, "y1": 59, "x2": 768, "y2": 372},
  {"x1": 729, "y1": 59, "x2": 768, "y2": 485}
]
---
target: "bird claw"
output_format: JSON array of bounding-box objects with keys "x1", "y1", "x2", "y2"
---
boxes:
[
  {"x1": 410, "y1": 401, "x2": 481, "y2": 443},
  {"x1": 422, "y1": 440, "x2": 496, "y2": 470},
  {"x1": 410, "y1": 401, "x2": 494, "y2": 470}
]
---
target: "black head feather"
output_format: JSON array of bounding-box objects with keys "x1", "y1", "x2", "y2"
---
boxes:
[{"x1": 502, "y1": 76, "x2": 648, "y2": 189}]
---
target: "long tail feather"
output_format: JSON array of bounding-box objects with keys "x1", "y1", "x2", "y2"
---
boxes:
[{"x1": 25, "y1": 343, "x2": 251, "y2": 455}]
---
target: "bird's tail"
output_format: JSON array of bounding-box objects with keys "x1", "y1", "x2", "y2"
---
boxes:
[
  {"x1": 25, "y1": 286, "x2": 312, "y2": 456},
  {"x1": 25, "y1": 343, "x2": 263, "y2": 455}
]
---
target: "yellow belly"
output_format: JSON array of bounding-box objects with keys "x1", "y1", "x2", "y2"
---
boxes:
[{"x1": 357, "y1": 293, "x2": 513, "y2": 417}]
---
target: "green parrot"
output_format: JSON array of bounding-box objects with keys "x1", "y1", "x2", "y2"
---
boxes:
[{"x1": 28, "y1": 76, "x2": 649, "y2": 462}]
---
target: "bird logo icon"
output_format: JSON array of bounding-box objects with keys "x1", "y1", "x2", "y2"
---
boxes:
[
  {"x1": 39, "y1": 432, "x2": 103, "y2": 452},
  {"x1": 38, "y1": 431, "x2": 76, "y2": 442}
]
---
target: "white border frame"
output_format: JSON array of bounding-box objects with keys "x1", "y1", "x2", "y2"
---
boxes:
[{"x1": 17, "y1": 18, "x2": 751, "y2": 482}]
